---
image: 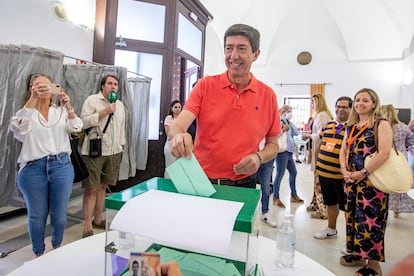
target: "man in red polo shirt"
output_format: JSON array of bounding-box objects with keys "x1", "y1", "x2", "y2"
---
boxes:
[{"x1": 170, "y1": 24, "x2": 281, "y2": 189}]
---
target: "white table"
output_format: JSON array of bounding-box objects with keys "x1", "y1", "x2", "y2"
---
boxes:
[
  {"x1": 7, "y1": 233, "x2": 334, "y2": 276},
  {"x1": 256, "y1": 237, "x2": 334, "y2": 275}
]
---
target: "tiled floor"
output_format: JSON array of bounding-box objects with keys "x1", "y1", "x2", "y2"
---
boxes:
[{"x1": 1, "y1": 161, "x2": 413, "y2": 276}]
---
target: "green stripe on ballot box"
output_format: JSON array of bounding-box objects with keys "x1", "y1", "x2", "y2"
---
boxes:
[{"x1": 105, "y1": 177, "x2": 260, "y2": 233}]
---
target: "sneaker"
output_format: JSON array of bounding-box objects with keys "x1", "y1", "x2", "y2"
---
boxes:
[
  {"x1": 313, "y1": 227, "x2": 338, "y2": 239},
  {"x1": 291, "y1": 195, "x2": 304, "y2": 203},
  {"x1": 261, "y1": 213, "x2": 277, "y2": 228},
  {"x1": 273, "y1": 198, "x2": 286, "y2": 208}
]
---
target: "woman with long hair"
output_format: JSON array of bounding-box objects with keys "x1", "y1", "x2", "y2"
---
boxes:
[
  {"x1": 10, "y1": 73, "x2": 83, "y2": 257},
  {"x1": 380, "y1": 104, "x2": 414, "y2": 217},
  {"x1": 339, "y1": 88, "x2": 392, "y2": 276},
  {"x1": 302, "y1": 94, "x2": 334, "y2": 219},
  {"x1": 164, "y1": 100, "x2": 182, "y2": 178}
]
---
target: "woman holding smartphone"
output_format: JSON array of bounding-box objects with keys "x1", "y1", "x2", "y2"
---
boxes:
[{"x1": 10, "y1": 73, "x2": 83, "y2": 257}]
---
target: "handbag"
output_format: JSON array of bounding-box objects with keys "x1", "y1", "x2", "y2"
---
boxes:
[
  {"x1": 364, "y1": 120, "x2": 413, "y2": 193},
  {"x1": 86, "y1": 115, "x2": 112, "y2": 158},
  {"x1": 89, "y1": 137, "x2": 102, "y2": 158},
  {"x1": 70, "y1": 134, "x2": 89, "y2": 182},
  {"x1": 85, "y1": 127, "x2": 102, "y2": 158},
  {"x1": 277, "y1": 132, "x2": 288, "y2": 153}
]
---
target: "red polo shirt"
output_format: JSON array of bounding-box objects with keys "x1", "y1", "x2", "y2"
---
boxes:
[{"x1": 184, "y1": 72, "x2": 281, "y2": 180}]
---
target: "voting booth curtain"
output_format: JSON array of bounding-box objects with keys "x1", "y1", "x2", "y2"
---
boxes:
[{"x1": 0, "y1": 44, "x2": 150, "y2": 207}]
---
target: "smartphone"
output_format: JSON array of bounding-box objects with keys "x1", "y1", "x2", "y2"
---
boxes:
[{"x1": 48, "y1": 83, "x2": 61, "y2": 94}]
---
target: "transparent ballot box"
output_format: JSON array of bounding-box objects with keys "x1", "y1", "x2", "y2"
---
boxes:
[{"x1": 104, "y1": 177, "x2": 260, "y2": 276}]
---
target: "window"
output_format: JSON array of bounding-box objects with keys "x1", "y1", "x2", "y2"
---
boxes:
[
  {"x1": 184, "y1": 60, "x2": 199, "y2": 100},
  {"x1": 115, "y1": 50, "x2": 163, "y2": 140},
  {"x1": 116, "y1": 0, "x2": 165, "y2": 43},
  {"x1": 177, "y1": 13, "x2": 202, "y2": 60},
  {"x1": 284, "y1": 97, "x2": 311, "y2": 132}
]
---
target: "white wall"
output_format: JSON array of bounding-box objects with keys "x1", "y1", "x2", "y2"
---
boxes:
[
  {"x1": 2, "y1": 0, "x2": 414, "y2": 116},
  {"x1": 259, "y1": 61, "x2": 407, "y2": 110},
  {"x1": 0, "y1": 0, "x2": 95, "y2": 62},
  {"x1": 204, "y1": 26, "x2": 414, "y2": 115}
]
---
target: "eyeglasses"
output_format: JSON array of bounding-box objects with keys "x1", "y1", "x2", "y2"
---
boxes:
[
  {"x1": 335, "y1": 105, "x2": 349, "y2": 109},
  {"x1": 335, "y1": 124, "x2": 343, "y2": 135}
]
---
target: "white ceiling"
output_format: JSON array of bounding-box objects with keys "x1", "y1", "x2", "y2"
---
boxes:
[{"x1": 200, "y1": 0, "x2": 414, "y2": 67}]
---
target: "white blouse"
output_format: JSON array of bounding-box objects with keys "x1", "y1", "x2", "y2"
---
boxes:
[{"x1": 10, "y1": 106, "x2": 83, "y2": 165}]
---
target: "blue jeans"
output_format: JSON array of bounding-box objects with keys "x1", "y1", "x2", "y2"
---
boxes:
[
  {"x1": 274, "y1": 151, "x2": 298, "y2": 199},
  {"x1": 17, "y1": 153, "x2": 74, "y2": 255},
  {"x1": 257, "y1": 158, "x2": 275, "y2": 214}
]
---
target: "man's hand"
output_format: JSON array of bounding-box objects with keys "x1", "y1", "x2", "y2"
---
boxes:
[
  {"x1": 233, "y1": 153, "x2": 261, "y2": 175},
  {"x1": 170, "y1": 132, "x2": 193, "y2": 159},
  {"x1": 107, "y1": 103, "x2": 116, "y2": 114}
]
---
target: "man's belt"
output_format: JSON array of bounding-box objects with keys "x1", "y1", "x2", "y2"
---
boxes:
[{"x1": 209, "y1": 174, "x2": 256, "y2": 186}]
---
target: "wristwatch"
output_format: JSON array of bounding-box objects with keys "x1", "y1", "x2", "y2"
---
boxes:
[{"x1": 361, "y1": 168, "x2": 370, "y2": 177}]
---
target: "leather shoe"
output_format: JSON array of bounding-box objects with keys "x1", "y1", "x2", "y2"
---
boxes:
[
  {"x1": 273, "y1": 198, "x2": 286, "y2": 208},
  {"x1": 291, "y1": 195, "x2": 304, "y2": 203}
]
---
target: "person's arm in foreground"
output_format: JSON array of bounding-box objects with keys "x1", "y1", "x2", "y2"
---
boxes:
[{"x1": 389, "y1": 252, "x2": 414, "y2": 276}]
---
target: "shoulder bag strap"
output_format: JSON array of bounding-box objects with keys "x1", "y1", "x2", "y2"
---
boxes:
[
  {"x1": 373, "y1": 119, "x2": 380, "y2": 150},
  {"x1": 102, "y1": 115, "x2": 112, "y2": 134},
  {"x1": 374, "y1": 118, "x2": 398, "y2": 155}
]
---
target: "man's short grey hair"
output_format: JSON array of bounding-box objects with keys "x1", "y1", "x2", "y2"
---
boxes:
[{"x1": 224, "y1": 24, "x2": 260, "y2": 53}]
